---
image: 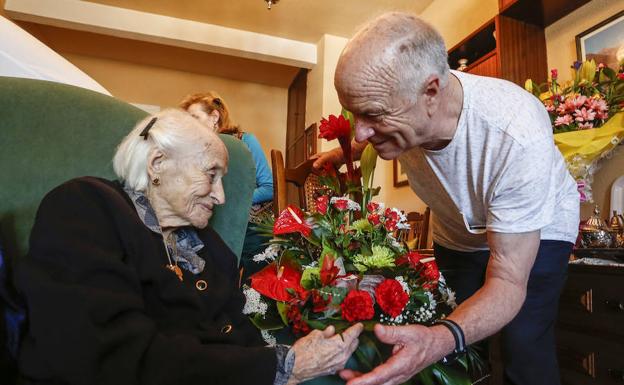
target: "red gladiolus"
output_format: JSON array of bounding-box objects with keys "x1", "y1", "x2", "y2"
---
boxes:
[
  {"x1": 311, "y1": 290, "x2": 332, "y2": 313},
  {"x1": 318, "y1": 114, "x2": 355, "y2": 180},
  {"x1": 333, "y1": 198, "x2": 349, "y2": 211},
  {"x1": 319, "y1": 114, "x2": 351, "y2": 141},
  {"x1": 368, "y1": 213, "x2": 381, "y2": 226},
  {"x1": 287, "y1": 305, "x2": 311, "y2": 335},
  {"x1": 316, "y1": 195, "x2": 329, "y2": 215},
  {"x1": 375, "y1": 279, "x2": 409, "y2": 318},
  {"x1": 421, "y1": 260, "x2": 440, "y2": 290},
  {"x1": 250, "y1": 262, "x2": 307, "y2": 302},
  {"x1": 274, "y1": 205, "x2": 312, "y2": 237},
  {"x1": 340, "y1": 290, "x2": 375, "y2": 322},
  {"x1": 367, "y1": 201, "x2": 380, "y2": 213},
  {"x1": 320, "y1": 255, "x2": 340, "y2": 286}
]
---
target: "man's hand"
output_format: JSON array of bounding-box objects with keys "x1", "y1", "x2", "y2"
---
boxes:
[
  {"x1": 338, "y1": 323, "x2": 454, "y2": 385},
  {"x1": 311, "y1": 140, "x2": 368, "y2": 170}
]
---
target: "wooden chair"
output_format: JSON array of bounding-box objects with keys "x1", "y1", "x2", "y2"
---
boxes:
[
  {"x1": 271, "y1": 149, "x2": 321, "y2": 216},
  {"x1": 405, "y1": 207, "x2": 431, "y2": 250}
]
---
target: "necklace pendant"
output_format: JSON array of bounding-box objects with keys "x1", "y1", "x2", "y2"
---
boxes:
[{"x1": 167, "y1": 264, "x2": 184, "y2": 282}]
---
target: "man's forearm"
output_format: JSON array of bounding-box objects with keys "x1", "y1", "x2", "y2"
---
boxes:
[{"x1": 446, "y1": 276, "x2": 527, "y2": 345}]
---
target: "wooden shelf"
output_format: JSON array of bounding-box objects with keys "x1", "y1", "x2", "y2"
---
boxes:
[
  {"x1": 499, "y1": 0, "x2": 591, "y2": 27},
  {"x1": 448, "y1": 19, "x2": 496, "y2": 72}
]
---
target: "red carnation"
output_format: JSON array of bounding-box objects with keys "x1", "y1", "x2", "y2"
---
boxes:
[
  {"x1": 287, "y1": 305, "x2": 311, "y2": 335},
  {"x1": 341, "y1": 290, "x2": 375, "y2": 322},
  {"x1": 368, "y1": 213, "x2": 381, "y2": 226},
  {"x1": 384, "y1": 219, "x2": 397, "y2": 232},
  {"x1": 316, "y1": 195, "x2": 329, "y2": 215},
  {"x1": 367, "y1": 201, "x2": 380, "y2": 213},
  {"x1": 333, "y1": 198, "x2": 349, "y2": 211},
  {"x1": 319, "y1": 114, "x2": 351, "y2": 141},
  {"x1": 274, "y1": 205, "x2": 312, "y2": 237},
  {"x1": 375, "y1": 279, "x2": 409, "y2": 318},
  {"x1": 384, "y1": 208, "x2": 399, "y2": 221}
]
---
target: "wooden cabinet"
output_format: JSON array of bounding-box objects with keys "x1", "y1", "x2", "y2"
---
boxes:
[
  {"x1": 448, "y1": 0, "x2": 593, "y2": 86},
  {"x1": 556, "y1": 264, "x2": 624, "y2": 384},
  {"x1": 447, "y1": 15, "x2": 547, "y2": 85}
]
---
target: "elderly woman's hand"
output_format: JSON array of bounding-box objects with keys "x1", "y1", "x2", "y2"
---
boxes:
[{"x1": 287, "y1": 323, "x2": 363, "y2": 384}]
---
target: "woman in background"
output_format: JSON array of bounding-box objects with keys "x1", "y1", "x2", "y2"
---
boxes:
[{"x1": 180, "y1": 92, "x2": 273, "y2": 279}]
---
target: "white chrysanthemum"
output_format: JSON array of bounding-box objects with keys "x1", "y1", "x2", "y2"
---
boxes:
[
  {"x1": 242, "y1": 287, "x2": 268, "y2": 315},
  {"x1": 386, "y1": 234, "x2": 403, "y2": 249},
  {"x1": 330, "y1": 196, "x2": 361, "y2": 211},
  {"x1": 395, "y1": 276, "x2": 410, "y2": 295},
  {"x1": 252, "y1": 243, "x2": 280, "y2": 263}
]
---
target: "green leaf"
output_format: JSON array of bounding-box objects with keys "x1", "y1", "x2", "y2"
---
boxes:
[
  {"x1": 276, "y1": 302, "x2": 289, "y2": 325},
  {"x1": 300, "y1": 267, "x2": 320, "y2": 290},
  {"x1": 415, "y1": 367, "x2": 436, "y2": 385},
  {"x1": 430, "y1": 363, "x2": 472, "y2": 385},
  {"x1": 249, "y1": 313, "x2": 286, "y2": 331},
  {"x1": 360, "y1": 143, "x2": 378, "y2": 189},
  {"x1": 341, "y1": 108, "x2": 355, "y2": 137}
]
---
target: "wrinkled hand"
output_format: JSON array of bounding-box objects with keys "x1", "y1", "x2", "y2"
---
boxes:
[
  {"x1": 311, "y1": 148, "x2": 346, "y2": 170},
  {"x1": 339, "y1": 324, "x2": 453, "y2": 385},
  {"x1": 289, "y1": 323, "x2": 364, "y2": 384}
]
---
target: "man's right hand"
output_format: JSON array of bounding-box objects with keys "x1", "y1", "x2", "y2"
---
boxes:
[{"x1": 311, "y1": 147, "x2": 346, "y2": 170}]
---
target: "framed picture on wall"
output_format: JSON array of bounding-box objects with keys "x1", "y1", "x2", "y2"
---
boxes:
[
  {"x1": 393, "y1": 159, "x2": 409, "y2": 188},
  {"x1": 575, "y1": 10, "x2": 624, "y2": 70}
]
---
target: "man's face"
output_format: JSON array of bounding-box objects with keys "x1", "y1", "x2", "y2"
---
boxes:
[{"x1": 336, "y1": 66, "x2": 432, "y2": 160}]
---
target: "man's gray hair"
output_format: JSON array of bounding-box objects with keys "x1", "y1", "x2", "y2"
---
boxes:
[
  {"x1": 113, "y1": 108, "x2": 204, "y2": 192},
  {"x1": 363, "y1": 13, "x2": 450, "y2": 94}
]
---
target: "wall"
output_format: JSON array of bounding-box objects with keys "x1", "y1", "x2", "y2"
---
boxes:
[
  {"x1": 60, "y1": 53, "x2": 288, "y2": 161},
  {"x1": 545, "y1": 0, "x2": 624, "y2": 219},
  {"x1": 420, "y1": 0, "x2": 498, "y2": 48}
]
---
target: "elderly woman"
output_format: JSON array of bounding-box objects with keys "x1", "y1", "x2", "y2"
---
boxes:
[
  {"x1": 13, "y1": 109, "x2": 362, "y2": 385},
  {"x1": 179, "y1": 92, "x2": 274, "y2": 279}
]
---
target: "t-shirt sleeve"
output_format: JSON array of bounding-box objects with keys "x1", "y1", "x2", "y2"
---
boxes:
[{"x1": 487, "y1": 137, "x2": 556, "y2": 234}]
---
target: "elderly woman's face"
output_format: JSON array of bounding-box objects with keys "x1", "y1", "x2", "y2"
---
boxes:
[{"x1": 155, "y1": 135, "x2": 228, "y2": 229}]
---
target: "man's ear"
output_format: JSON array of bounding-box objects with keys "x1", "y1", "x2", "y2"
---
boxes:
[
  {"x1": 423, "y1": 75, "x2": 441, "y2": 117},
  {"x1": 147, "y1": 149, "x2": 166, "y2": 178}
]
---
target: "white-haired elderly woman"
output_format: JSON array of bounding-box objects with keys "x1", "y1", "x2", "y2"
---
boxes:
[{"x1": 13, "y1": 109, "x2": 362, "y2": 385}]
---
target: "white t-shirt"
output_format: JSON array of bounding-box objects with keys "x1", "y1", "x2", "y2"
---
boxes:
[{"x1": 399, "y1": 70, "x2": 579, "y2": 252}]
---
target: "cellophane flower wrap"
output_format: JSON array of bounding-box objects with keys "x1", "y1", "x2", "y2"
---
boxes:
[
  {"x1": 244, "y1": 111, "x2": 482, "y2": 384},
  {"x1": 525, "y1": 60, "x2": 624, "y2": 202}
]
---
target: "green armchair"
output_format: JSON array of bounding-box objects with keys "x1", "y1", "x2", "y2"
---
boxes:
[{"x1": 0, "y1": 76, "x2": 255, "y2": 260}]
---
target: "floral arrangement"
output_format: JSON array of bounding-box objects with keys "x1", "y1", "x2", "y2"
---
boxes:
[
  {"x1": 243, "y1": 112, "x2": 481, "y2": 384},
  {"x1": 525, "y1": 60, "x2": 624, "y2": 202}
]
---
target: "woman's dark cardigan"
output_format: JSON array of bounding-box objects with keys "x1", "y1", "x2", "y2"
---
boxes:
[{"x1": 14, "y1": 177, "x2": 276, "y2": 385}]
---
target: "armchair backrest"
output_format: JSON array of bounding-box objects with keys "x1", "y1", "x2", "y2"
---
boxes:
[{"x1": 0, "y1": 77, "x2": 254, "y2": 260}]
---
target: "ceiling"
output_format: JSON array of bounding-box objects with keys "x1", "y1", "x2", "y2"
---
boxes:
[{"x1": 85, "y1": 0, "x2": 434, "y2": 43}]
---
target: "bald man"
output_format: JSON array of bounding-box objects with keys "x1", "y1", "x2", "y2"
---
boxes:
[{"x1": 314, "y1": 12, "x2": 579, "y2": 385}]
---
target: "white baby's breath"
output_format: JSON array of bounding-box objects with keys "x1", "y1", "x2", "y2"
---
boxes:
[
  {"x1": 261, "y1": 330, "x2": 277, "y2": 346},
  {"x1": 242, "y1": 287, "x2": 268, "y2": 315},
  {"x1": 252, "y1": 243, "x2": 281, "y2": 263}
]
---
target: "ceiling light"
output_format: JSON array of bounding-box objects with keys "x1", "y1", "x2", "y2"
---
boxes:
[{"x1": 265, "y1": 0, "x2": 279, "y2": 10}]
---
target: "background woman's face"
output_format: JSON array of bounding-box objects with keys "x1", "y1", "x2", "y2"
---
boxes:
[{"x1": 187, "y1": 102, "x2": 219, "y2": 132}]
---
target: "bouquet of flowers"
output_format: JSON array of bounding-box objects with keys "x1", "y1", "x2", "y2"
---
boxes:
[
  {"x1": 243, "y1": 112, "x2": 482, "y2": 384},
  {"x1": 525, "y1": 60, "x2": 624, "y2": 201}
]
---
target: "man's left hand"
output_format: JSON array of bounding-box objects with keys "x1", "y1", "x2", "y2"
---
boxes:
[{"x1": 339, "y1": 323, "x2": 453, "y2": 385}]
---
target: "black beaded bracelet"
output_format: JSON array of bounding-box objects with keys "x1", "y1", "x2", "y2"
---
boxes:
[{"x1": 434, "y1": 319, "x2": 467, "y2": 365}]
